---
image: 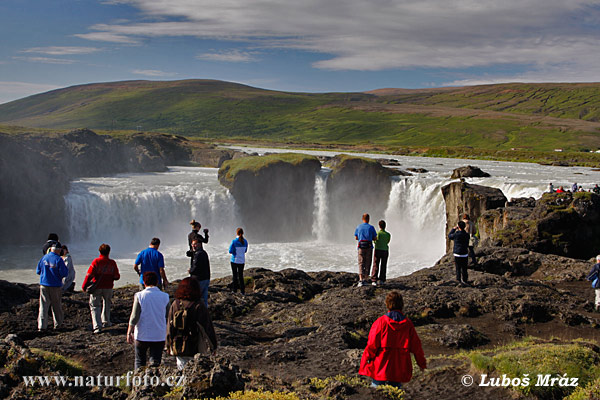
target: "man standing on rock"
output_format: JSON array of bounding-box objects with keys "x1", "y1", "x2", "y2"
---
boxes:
[
  {"x1": 127, "y1": 272, "x2": 170, "y2": 370},
  {"x1": 36, "y1": 241, "x2": 69, "y2": 331},
  {"x1": 354, "y1": 213, "x2": 378, "y2": 287},
  {"x1": 448, "y1": 221, "x2": 470, "y2": 285},
  {"x1": 189, "y1": 238, "x2": 211, "y2": 307},
  {"x1": 134, "y1": 238, "x2": 169, "y2": 290}
]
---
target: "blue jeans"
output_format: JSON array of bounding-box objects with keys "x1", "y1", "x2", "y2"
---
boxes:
[
  {"x1": 371, "y1": 379, "x2": 402, "y2": 388},
  {"x1": 197, "y1": 279, "x2": 209, "y2": 308}
]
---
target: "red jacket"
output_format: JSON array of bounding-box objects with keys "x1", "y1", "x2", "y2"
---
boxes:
[
  {"x1": 81, "y1": 255, "x2": 120, "y2": 290},
  {"x1": 359, "y1": 313, "x2": 427, "y2": 383}
]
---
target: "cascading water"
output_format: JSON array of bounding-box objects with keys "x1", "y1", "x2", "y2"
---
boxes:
[
  {"x1": 383, "y1": 177, "x2": 447, "y2": 273},
  {"x1": 311, "y1": 168, "x2": 331, "y2": 241},
  {"x1": 5, "y1": 147, "x2": 600, "y2": 286}
]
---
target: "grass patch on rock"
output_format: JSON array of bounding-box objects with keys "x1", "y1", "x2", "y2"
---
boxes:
[
  {"x1": 30, "y1": 348, "x2": 85, "y2": 376},
  {"x1": 218, "y1": 153, "x2": 319, "y2": 184},
  {"x1": 468, "y1": 338, "x2": 600, "y2": 399},
  {"x1": 205, "y1": 389, "x2": 301, "y2": 400}
]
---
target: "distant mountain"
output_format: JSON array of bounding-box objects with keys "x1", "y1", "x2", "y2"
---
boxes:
[{"x1": 1, "y1": 79, "x2": 600, "y2": 152}]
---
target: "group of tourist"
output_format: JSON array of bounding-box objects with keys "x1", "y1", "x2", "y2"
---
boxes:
[
  {"x1": 35, "y1": 222, "x2": 246, "y2": 370},
  {"x1": 548, "y1": 182, "x2": 600, "y2": 194},
  {"x1": 33, "y1": 216, "x2": 430, "y2": 388}
]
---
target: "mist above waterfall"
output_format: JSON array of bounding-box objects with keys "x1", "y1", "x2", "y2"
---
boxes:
[{"x1": 4, "y1": 148, "x2": 600, "y2": 286}]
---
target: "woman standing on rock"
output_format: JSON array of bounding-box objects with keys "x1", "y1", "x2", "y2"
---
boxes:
[
  {"x1": 229, "y1": 228, "x2": 248, "y2": 294},
  {"x1": 359, "y1": 291, "x2": 427, "y2": 388}
]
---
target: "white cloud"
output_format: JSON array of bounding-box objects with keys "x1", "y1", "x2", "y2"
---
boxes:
[
  {"x1": 0, "y1": 81, "x2": 60, "y2": 104},
  {"x1": 13, "y1": 56, "x2": 77, "y2": 65},
  {"x1": 196, "y1": 49, "x2": 258, "y2": 63},
  {"x1": 131, "y1": 69, "x2": 177, "y2": 76},
  {"x1": 74, "y1": 31, "x2": 141, "y2": 44},
  {"x1": 75, "y1": 0, "x2": 600, "y2": 81},
  {"x1": 21, "y1": 46, "x2": 101, "y2": 55}
]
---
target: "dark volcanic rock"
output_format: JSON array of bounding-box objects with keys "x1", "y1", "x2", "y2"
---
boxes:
[
  {"x1": 434, "y1": 324, "x2": 490, "y2": 349},
  {"x1": 451, "y1": 165, "x2": 491, "y2": 179},
  {"x1": 0, "y1": 280, "x2": 37, "y2": 313},
  {"x1": 1, "y1": 254, "x2": 599, "y2": 400},
  {"x1": 407, "y1": 167, "x2": 429, "y2": 173},
  {"x1": 218, "y1": 153, "x2": 321, "y2": 241},
  {"x1": 441, "y1": 182, "x2": 507, "y2": 252},
  {"x1": 479, "y1": 191, "x2": 600, "y2": 259}
]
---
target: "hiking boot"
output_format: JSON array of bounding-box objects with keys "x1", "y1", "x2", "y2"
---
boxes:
[
  {"x1": 371, "y1": 281, "x2": 377, "y2": 286},
  {"x1": 356, "y1": 281, "x2": 364, "y2": 287},
  {"x1": 93, "y1": 328, "x2": 102, "y2": 334}
]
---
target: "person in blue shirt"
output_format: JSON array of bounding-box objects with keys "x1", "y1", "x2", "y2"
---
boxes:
[
  {"x1": 37, "y1": 241, "x2": 69, "y2": 331},
  {"x1": 354, "y1": 213, "x2": 378, "y2": 287},
  {"x1": 229, "y1": 228, "x2": 248, "y2": 294},
  {"x1": 134, "y1": 238, "x2": 169, "y2": 290}
]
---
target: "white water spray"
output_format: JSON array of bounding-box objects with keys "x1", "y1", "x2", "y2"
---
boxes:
[{"x1": 312, "y1": 168, "x2": 331, "y2": 240}]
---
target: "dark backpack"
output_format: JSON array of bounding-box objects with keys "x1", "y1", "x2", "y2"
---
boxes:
[{"x1": 168, "y1": 300, "x2": 199, "y2": 356}]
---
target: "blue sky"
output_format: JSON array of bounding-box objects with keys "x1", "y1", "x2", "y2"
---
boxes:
[{"x1": 2, "y1": 0, "x2": 600, "y2": 104}]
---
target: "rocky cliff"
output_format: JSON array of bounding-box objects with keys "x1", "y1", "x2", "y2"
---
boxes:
[
  {"x1": 326, "y1": 155, "x2": 402, "y2": 239},
  {"x1": 0, "y1": 129, "x2": 241, "y2": 244},
  {"x1": 218, "y1": 153, "x2": 322, "y2": 242},
  {"x1": 479, "y1": 191, "x2": 600, "y2": 259},
  {"x1": 441, "y1": 181, "x2": 507, "y2": 252}
]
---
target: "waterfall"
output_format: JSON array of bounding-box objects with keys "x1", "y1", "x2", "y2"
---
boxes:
[
  {"x1": 64, "y1": 167, "x2": 238, "y2": 249},
  {"x1": 312, "y1": 168, "x2": 331, "y2": 240},
  {"x1": 383, "y1": 177, "x2": 447, "y2": 272}
]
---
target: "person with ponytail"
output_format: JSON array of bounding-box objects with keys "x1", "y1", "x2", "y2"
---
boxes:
[
  {"x1": 228, "y1": 228, "x2": 248, "y2": 294},
  {"x1": 187, "y1": 220, "x2": 208, "y2": 251}
]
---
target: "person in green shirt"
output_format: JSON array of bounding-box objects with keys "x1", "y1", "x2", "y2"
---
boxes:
[{"x1": 371, "y1": 220, "x2": 391, "y2": 285}]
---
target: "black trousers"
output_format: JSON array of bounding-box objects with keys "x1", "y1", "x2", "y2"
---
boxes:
[
  {"x1": 231, "y1": 262, "x2": 245, "y2": 294},
  {"x1": 134, "y1": 340, "x2": 164, "y2": 370},
  {"x1": 454, "y1": 256, "x2": 468, "y2": 283},
  {"x1": 372, "y1": 249, "x2": 389, "y2": 282},
  {"x1": 468, "y1": 246, "x2": 477, "y2": 265}
]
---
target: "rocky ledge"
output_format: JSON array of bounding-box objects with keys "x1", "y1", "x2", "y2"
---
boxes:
[{"x1": 1, "y1": 245, "x2": 599, "y2": 400}]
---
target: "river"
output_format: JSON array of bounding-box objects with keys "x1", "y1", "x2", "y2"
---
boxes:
[{"x1": 2, "y1": 147, "x2": 599, "y2": 287}]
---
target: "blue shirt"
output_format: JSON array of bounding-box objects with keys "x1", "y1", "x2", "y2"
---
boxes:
[
  {"x1": 354, "y1": 223, "x2": 377, "y2": 248},
  {"x1": 229, "y1": 237, "x2": 248, "y2": 264},
  {"x1": 37, "y1": 252, "x2": 69, "y2": 287},
  {"x1": 135, "y1": 247, "x2": 165, "y2": 285}
]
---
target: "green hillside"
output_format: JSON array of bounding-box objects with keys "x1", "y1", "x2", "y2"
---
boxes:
[{"x1": 1, "y1": 79, "x2": 600, "y2": 152}]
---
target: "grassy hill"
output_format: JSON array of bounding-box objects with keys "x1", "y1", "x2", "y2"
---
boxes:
[{"x1": 1, "y1": 79, "x2": 600, "y2": 153}]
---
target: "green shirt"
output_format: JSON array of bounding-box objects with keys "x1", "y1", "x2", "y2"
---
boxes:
[{"x1": 374, "y1": 229, "x2": 391, "y2": 251}]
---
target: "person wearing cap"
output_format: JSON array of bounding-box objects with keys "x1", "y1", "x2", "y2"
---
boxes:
[{"x1": 36, "y1": 241, "x2": 69, "y2": 331}]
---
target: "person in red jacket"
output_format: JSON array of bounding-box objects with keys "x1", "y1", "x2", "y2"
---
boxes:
[
  {"x1": 82, "y1": 243, "x2": 120, "y2": 334},
  {"x1": 359, "y1": 291, "x2": 427, "y2": 388}
]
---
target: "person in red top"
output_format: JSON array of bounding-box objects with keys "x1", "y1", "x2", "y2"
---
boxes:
[
  {"x1": 82, "y1": 243, "x2": 120, "y2": 334},
  {"x1": 359, "y1": 291, "x2": 427, "y2": 388}
]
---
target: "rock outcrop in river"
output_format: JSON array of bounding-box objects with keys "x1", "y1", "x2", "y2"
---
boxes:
[
  {"x1": 218, "y1": 153, "x2": 322, "y2": 242},
  {"x1": 326, "y1": 155, "x2": 403, "y2": 238},
  {"x1": 441, "y1": 181, "x2": 507, "y2": 252}
]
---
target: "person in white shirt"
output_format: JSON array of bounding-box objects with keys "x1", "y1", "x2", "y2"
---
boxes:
[{"x1": 126, "y1": 271, "x2": 170, "y2": 370}]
